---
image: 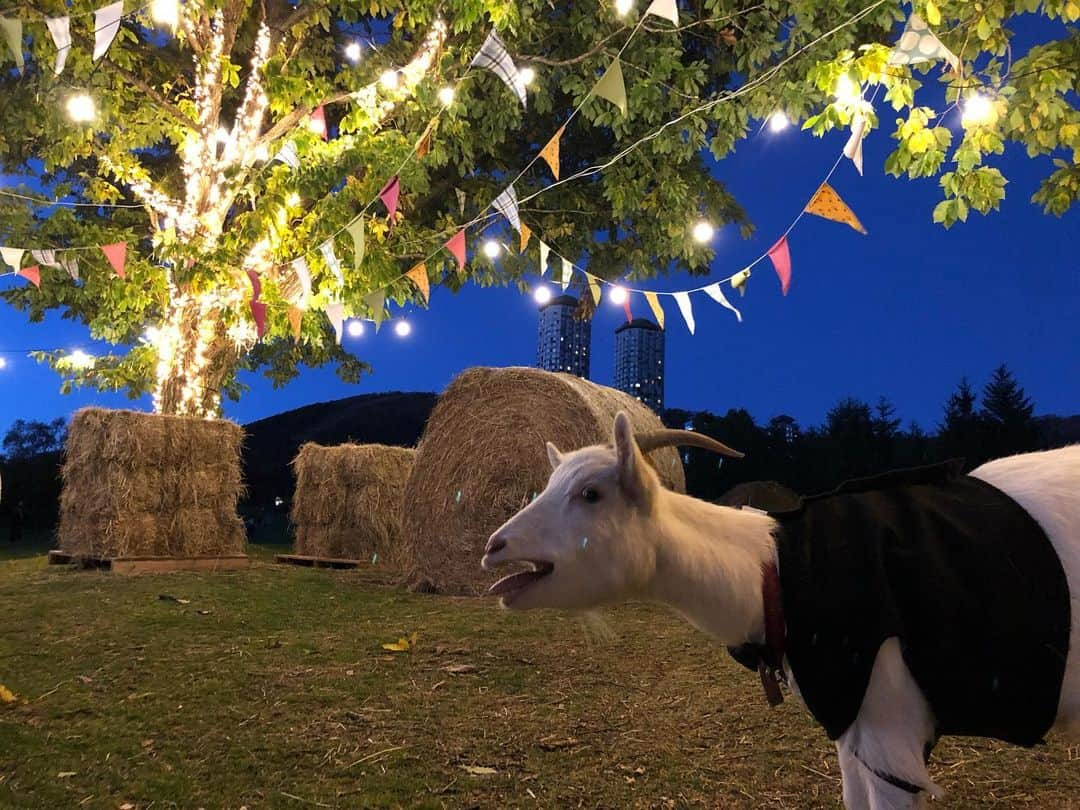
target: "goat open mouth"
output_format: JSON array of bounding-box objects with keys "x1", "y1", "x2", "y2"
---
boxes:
[{"x1": 486, "y1": 560, "x2": 554, "y2": 597}]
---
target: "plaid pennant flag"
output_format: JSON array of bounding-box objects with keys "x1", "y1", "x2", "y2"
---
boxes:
[
  {"x1": 273, "y1": 140, "x2": 301, "y2": 170},
  {"x1": 470, "y1": 30, "x2": 527, "y2": 108},
  {"x1": 491, "y1": 185, "x2": 520, "y2": 233}
]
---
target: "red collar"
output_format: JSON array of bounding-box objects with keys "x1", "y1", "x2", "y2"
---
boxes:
[{"x1": 758, "y1": 561, "x2": 786, "y2": 706}]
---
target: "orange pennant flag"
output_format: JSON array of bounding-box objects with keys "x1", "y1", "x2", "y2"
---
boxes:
[
  {"x1": 416, "y1": 126, "x2": 432, "y2": 159},
  {"x1": 804, "y1": 182, "x2": 867, "y2": 235},
  {"x1": 644, "y1": 291, "x2": 665, "y2": 329},
  {"x1": 406, "y1": 262, "x2": 429, "y2": 305},
  {"x1": 539, "y1": 126, "x2": 563, "y2": 180},
  {"x1": 287, "y1": 306, "x2": 304, "y2": 340},
  {"x1": 520, "y1": 222, "x2": 532, "y2": 252}
]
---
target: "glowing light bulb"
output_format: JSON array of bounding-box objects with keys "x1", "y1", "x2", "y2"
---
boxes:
[
  {"x1": 519, "y1": 66, "x2": 536, "y2": 86},
  {"x1": 0, "y1": 357, "x2": 7, "y2": 370},
  {"x1": 962, "y1": 93, "x2": 995, "y2": 127},
  {"x1": 216, "y1": 126, "x2": 231, "y2": 144},
  {"x1": 254, "y1": 143, "x2": 270, "y2": 162},
  {"x1": 534, "y1": 285, "x2": 552, "y2": 305},
  {"x1": 66, "y1": 93, "x2": 96, "y2": 123},
  {"x1": 345, "y1": 42, "x2": 363, "y2": 63},
  {"x1": 692, "y1": 220, "x2": 715, "y2": 243},
  {"x1": 346, "y1": 320, "x2": 364, "y2": 338},
  {"x1": 144, "y1": 326, "x2": 160, "y2": 344},
  {"x1": 615, "y1": 0, "x2": 634, "y2": 15},
  {"x1": 438, "y1": 86, "x2": 455, "y2": 106},
  {"x1": 483, "y1": 240, "x2": 501, "y2": 259},
  {"x1": 151, "y1": 0, "x2": 178, "y2": 28},
  {"x1": 394, "y1": 320, "x2": 412, "y2": 337},
  {"x1": 380, "y1": 69, "x2": 400, "y2": 90},
  {"x1": 286, "y1": 192, "x2": 300, "y2": 207},
  {"x1": 608, "y1": 285, "x2": 628, "y2": 306},
  {"x1": 834, "y1": 74, "x2": 859, "y2": 104},
  {"x1": 768, "y1": 111, "x2": 790, "y2": 132},
  {"x1": 68, "y1": 349, "x2": 94, "y2": 370}
]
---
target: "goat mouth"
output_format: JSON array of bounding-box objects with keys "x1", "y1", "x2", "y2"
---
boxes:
[{"x1": 486, "y1": 560, "x2": 554, "y2": 598}]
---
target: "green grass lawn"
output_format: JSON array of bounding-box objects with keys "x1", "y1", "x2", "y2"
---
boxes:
[{"x1": 1, "y1": 551, "x2": 1077, "y2": 809}]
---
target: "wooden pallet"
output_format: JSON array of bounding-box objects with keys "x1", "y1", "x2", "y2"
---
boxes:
[
  {"x1": 47, "y1": 550, "x2": 249, "y2": 574},
  {"x1": 275, "y1": 554, "x2": 368, "y2": 570}
]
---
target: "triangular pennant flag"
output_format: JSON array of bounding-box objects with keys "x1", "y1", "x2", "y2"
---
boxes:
[
  {"x1": 539, "y1": 126, "x2": 563, "y2": 180},
  {"x1": 416, "y1": 125, "x2": 432, "y2": 159},
  {"x1": 594, "y1": 58, "x2": 627, "y2": 116},
  {"x1": 560, "y1": 258, "x2": 573, "y2": 290},
  {"x1": 587, "y1": 275, "x2": 601, "y2": 306},
  {"x1": 456, "y1": 188, "x2": 466, "y2": 216},
  {"x1": 17, "y1": 265, "x2": 40, "y2": 289},
  {"x1": 308, "y1": 105, "x2": 328, "y2": 140},
  {"x1": 730, "y1": 268, "x2": 751, "y2": 297},
  {"x1": 101, "y1": 242, "x2": 127, "y2": 279},
  {"x1": 325, "y1": 302, "x2": 345, "y2": 344},
  {"x1": 60, "y1": 255, "x2": 79, "y2": 280},
  {"x1": 273, "y1": 140, "x2": 301, "y2": 170},
  {"x1": 644, "y1": 291, "x2": 665, "y2": 328},
  {"x1": 844, "y1": 114, "x2": 867, "y2": 176},
  {"x1": 291, "y1": 257, "x2": 311, "y2": 302},
  {"x1": 379, "y1": 176, "x2": 400, "y2": 228},
  {"x1": 623, "y1": 297, "x2": 633, "y2": 323},
  {"x1": 246, "y1": 269, "x2": 262, "y2": 301},
  {"x1": 673, "y1": 291, "x2": 695, "y2": 335},
  {"x1": 887, "y1": 12, "x2": 960, "y2": 72},
  {"x1": 1, "y1": 246, "x2": 25, "y2": 272},
  {"x1": 93, "y1": 1, "x2": 124, "y2": 62},
  {"x1": 805, "y1": 182, "x2": 867, "y2": 235},
  {"x1": 767, "y1": 237, "x2": 791, "y2": 295},
  {"x1": 346, "y1": 218, "x2": 365, "y2": 272},
  {"x1": 406, "y1": 262, "x2": 429, "y2": 305},
  {"x1": 250, "y1": 300, "x2": 267, "y2": 338},
  {"x1": 703, "y1": 282, "x2": 742, "y2": 323},
  {"x1": 470, "y1": 30, "x2": 527, "y2": 108},
  {"x1": 491, "y1": 185, "x2": 520, "y2": 233},
  {"x1": 538, "y1": 241, "x2": 551, "y2": 277},
  {"x1": 45, "y1": 17, "x2": 70, "y2": 75},
  {"x1": 287, "y1": 306, "x2": 304, "y2": 339},
  {"x1": 320, "y1": 239, "x2": 344, "y2": 286},
  {"x1": 31, "y1": 250, "x2": 60, "y2": 268},
  {"x1": 364, "y1": 290, "x2": 386, "y2": 331},
  {"x1": 0, "y1": 17, "x2": 23, "y2": 75},
  {"x1": 644, "y1": 0, "x2": 679, "y2": 25},
  {"x1": 445, "y1": 230, "x2": 466, "y2": 274},
  {"x1": 519, "y1": 222, "x2": 532, "y2": 252}
]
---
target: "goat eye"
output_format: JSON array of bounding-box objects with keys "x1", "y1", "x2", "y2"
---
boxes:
[{"x1": 581, "y1": 487, "x2": 601, "y2": 503}]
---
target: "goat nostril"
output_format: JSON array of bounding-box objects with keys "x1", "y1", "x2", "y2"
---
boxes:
[{"x1": 485, "y1": 536, "x2": 507, "y2": 556}]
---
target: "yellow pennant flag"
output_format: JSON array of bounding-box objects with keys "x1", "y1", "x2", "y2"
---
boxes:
[
  {"x1": 587, "y1": 275, "x2": 601, "y2": 305},
  {"x1": 287, "y1": 306, "x2": 304, "y2": 340},
  {"x1": 805, "y1": 183, "x2": 867, "y2": 235},
  {"x1": 644, "y1": 291, "x2": 664, "y2": 328},
  {"x1": 520, "y1": 222, "x2": 532, "y2": 252},
  {"x1": 416, "y1": 125, "x2": 433, "y2": 159},
  {"x1": 539, "y1": 126, "x2": 564, "y2": 180},
  {"x1": 406, "y1": 262, "x2": 429, "y2": 304}
]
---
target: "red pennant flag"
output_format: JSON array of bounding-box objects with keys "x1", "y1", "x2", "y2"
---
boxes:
[
  {"x1": 767, "y1": 236, "x2": 791, "y2": 295},
  {"x1": 623, "y1": 298, "x2": 633, "y2": 323},
  {"x1": 247, "y1": 269, "x2": 262, "y2": 301},
  {"x1": 309, "y1": 105, "x2": 328, "y2": 140},
  {"x1": 101, "y1": 243, "x2": 127, "y2": 279},
  {"x1": 17, "y1": 265, "x2": 40, "y2": 288},
  {"x1": 250, "y1": 300, "x2": 267, "y2": 338},
  {"x1": 379, "y1": 176, "x2": 400, "y2": 230},
  {"x1": 445, "y1": 230, "x2": 466, "y2": 274}
]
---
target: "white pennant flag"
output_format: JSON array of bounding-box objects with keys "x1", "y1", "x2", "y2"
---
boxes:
[
  {"x1": 844, "y1": 114, "x2": 867, "y2": 176},
  {"x1": 93, "y1": 1, "x2": 124, "y2": 62},
  {"x1": 273, "y1": 140, "x2": 301, "y2": 170},
  {"x1": 31, "y1": 249, "x2": 60, "y2": 268},
  {"x1": 325, "y1": 302, "x2": 344, "y2": 344},
  {"x1": 46, "y1": 17, "x2": 71, "y2": 75},
  {"x1": 0, "y1": 17, "x2": 23, "y2": 75},
  {"x1": 320, "y1": 239, "x2": 343, "y2": 287},
  {"x1": 292, "y1": 257, "x2": 311, "y2": 302},
  {"x1": 673, "y1": 291, "x2": 696, "y2": 335},
  {"x1": 1, "y1": 246, "x2": 25, "y2": 273},
  {"x1": 560, "y1": 257, "x2": 572, "y2": 290},
  {"x1": 703, "y1": 282, "x2": 742, "y2": 323},
  {"x1": 470, "y1": 30, "x2": 527, "y2": 108},
  {"x1": 538, "y1": 240, "x2": 550, "y2": 276},
  {"x1": 491, "y1": 185, "x2": 520, "y2": 233},
  {"x1": 644, "y1": 0, "x2": 679, "y2": 25}
]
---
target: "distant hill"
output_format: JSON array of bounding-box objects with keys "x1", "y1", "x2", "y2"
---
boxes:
[{"x1": 242, "y1": 391, "x2": 437, "y2": 508}]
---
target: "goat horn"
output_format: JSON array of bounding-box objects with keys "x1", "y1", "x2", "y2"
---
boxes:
[{"x1": 634, "y1": 429, "x2": 745, "y2": 459}]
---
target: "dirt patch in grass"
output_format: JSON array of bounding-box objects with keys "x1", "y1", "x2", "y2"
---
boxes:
[{"x1": 1, "y1": 555, "x2": 1077, "y2": 808}]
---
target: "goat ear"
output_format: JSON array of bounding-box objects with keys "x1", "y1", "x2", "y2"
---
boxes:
[
  {"x1": 546, "y1": 441, "x2": 563, "y2": 471},
  {"x1": 613, "y1": 412, "x2": 650, "y2": 503}
]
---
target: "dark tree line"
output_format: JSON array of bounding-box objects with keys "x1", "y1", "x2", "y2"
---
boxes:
[{"x1": 665, "y1": 364, "x2": 1060, "y2": 501}]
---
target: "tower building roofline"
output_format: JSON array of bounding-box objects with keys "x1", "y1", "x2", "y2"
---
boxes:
[
  {"x1": 539, "y1": 294, "x2": 580, "y2": 311},
  {"x1": 615, "y1": 317, "x2": 662, "y2": 334}
]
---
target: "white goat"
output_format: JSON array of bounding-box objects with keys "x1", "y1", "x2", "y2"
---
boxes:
[{"x1": 481, "y1": 412, "x2": 1080, "y2": 809}]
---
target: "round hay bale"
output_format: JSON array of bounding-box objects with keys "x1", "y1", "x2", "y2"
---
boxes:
[
  {"x1": 399, "y1": 367, "x2": 685, "y2": 595},
  {"x1": 717, "y1": 480, "x2": 802, "y2": 513},
  {"x1": 290, "y1": 442, "x2": 414, "y2": 565},
  {"x1": 58, "y1": 408, "x2": 246, "y2": 558}
]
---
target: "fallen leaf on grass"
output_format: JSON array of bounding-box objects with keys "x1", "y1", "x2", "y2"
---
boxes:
[
  {"x1": 382, "y1": 631, "x2": 419, "y2": 652},
  {"x1": 119, "y1": 803, "x2": 135, "y2": 809},
  {"x1": 197, "y1": 610, "x2": 212, "y2": 615},
  {"x1": 441, "y1": 664, "x2": 476, "y2": 675},
  {"x1": 158, "y1": 594, "x2": 190, "y2": 605},
  {"x1": 76, "y1": 675, "x2": 93, "y2": 685},
  {"x1": 461, "y1": 765, "x2": 497, "y2": 776},
  {"x1": 57, "y1": 772, "x2": 76, "y2": 778},
  {"x1": 539, "y1": 736, "x2": 580, "y2": 751},
  {"x1": 0, "y1": 684, "x2": 17, "y2": 703}
]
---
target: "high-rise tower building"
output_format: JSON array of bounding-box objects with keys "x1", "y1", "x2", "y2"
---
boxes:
[
  {"x1": 536, "y1": 294, "x2": 591, "y2": 378},
  {"x1": 614, "y1": 318, "x2": 664, "y2": 412}
]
